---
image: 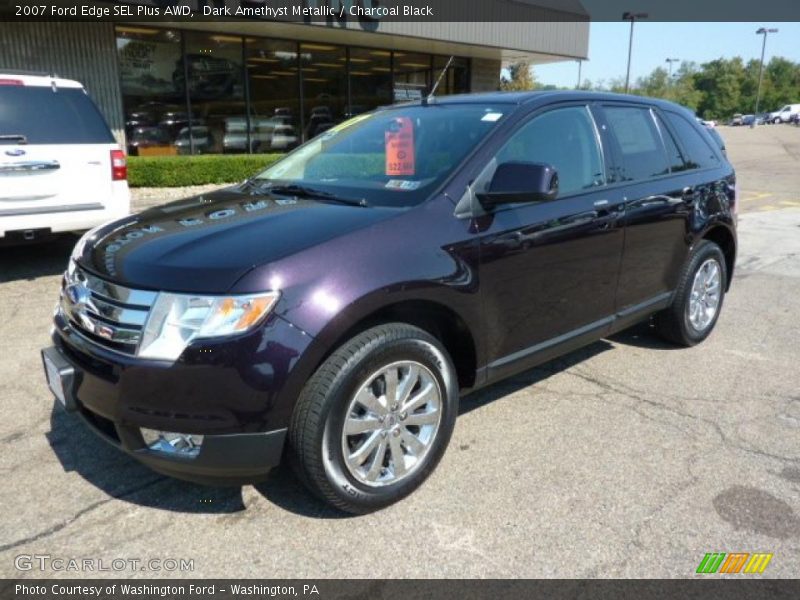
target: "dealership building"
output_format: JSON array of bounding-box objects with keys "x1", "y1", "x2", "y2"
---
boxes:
[{"x1": 0, "y1": 1, "x2": 588, "y2": 155}]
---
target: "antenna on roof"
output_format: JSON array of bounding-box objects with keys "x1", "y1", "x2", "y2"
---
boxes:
[{"x1": 423, "y1": 55, "x2": 454, "y2": 106}]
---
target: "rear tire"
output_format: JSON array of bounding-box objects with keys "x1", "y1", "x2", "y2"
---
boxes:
[
  {"x1": 288, "y1": 323, "x2": 458, "y2": 514},
  {"x1": 655, "y1": 240, "x2": 727, "y2": 346}
]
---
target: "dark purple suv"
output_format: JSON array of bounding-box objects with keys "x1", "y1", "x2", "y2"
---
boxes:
[{"x1": 42, "y1": 92, "x2": 737, "y2": 513}]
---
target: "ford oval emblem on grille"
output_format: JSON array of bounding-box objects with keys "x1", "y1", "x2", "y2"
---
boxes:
[
  {"x1": 65, "y1": 283, "x2": 90, "y2": 307},
  {"x1": 5, "y1": 148, "x2": 26, "y2": 157}
]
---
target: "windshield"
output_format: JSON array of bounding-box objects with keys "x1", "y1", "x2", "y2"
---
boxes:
[{"x1": 254, "y1": 104, "x2": 509, "y2": 207}]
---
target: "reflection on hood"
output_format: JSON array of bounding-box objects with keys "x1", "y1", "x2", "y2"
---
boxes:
[{"x1": 77, "y1": 187, "x2": 396, "y2": 293}]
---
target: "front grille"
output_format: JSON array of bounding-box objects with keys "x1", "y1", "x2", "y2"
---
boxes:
[{"x1": 60, "y1": 263, "x2": 156, "y2": 355}]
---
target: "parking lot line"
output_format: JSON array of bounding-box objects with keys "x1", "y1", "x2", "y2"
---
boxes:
[{"x1": 739, "y1": 191, "x2": 773, "y2": 202}]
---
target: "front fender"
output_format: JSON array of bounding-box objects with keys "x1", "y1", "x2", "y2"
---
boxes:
[{"x1": 232, "y1": 195, "x2": 482, "y2": 428}]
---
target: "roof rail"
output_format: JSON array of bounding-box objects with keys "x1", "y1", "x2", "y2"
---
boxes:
[{"x1": 0, "y1": 68, "x2": 58, "y2": 78}]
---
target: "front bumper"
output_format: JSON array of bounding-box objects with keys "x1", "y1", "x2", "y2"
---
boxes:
[
  {"x1": 43, "y1": 344, "x2": 286, "y2": 484},
  {"x1": 43, "y1": 309, "x2": 314, "y2": 484}
]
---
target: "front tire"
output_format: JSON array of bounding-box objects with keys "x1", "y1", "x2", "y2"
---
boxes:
[
  {"x1": 655, "y1": 240, "x2": 727, "y2": 346},
  {"x1": 288, "y1": 323, "x2": 458, "y2": 514}
]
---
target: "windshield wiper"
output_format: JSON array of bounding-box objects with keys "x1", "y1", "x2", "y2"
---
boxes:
[
  {"x1": 0, "y1": 134, "x2": 28, "y2": 144},
  {"x1": 258, "y1": 182, "x2": 369, "y2": 207}
]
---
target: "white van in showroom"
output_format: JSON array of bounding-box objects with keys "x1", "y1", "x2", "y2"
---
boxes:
[{"x1": 0, "y1": 73, "x2": 130, "y2": 243}]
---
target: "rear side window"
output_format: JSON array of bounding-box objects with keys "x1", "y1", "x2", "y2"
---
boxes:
[
  {"x1": 0, "y1": 86, "x2": 114, "y2": 144},
  {"x1": 662, "y1": 112, "x2": 720, "y2": 169},
  {"x1": 603, "y1": 106, "x2": 669, "y2": 181},
  {"x1": 653, "y1": 113, "x2": 688, "y2": 172}
]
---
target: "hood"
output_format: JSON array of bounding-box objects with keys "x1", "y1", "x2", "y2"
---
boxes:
[{"x1": 76, "y1": 187, "x2": 397, "y2": 293}]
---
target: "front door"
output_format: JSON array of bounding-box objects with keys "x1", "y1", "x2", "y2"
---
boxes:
[{"x1": 474, "y1": 104, "x2": 624, "y2": 380}]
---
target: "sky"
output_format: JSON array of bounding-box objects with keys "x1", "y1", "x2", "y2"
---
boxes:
[{"x1": 534, "y1": 22, "x2": 800, "y2": 88}]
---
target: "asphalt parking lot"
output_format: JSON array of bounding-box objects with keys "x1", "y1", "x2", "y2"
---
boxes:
[{"x1": 1, "y1": 124, "x2": 798, "y2": 579}]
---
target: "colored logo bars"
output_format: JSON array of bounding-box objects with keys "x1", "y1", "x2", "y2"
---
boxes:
[{"x1": 696, "y1": 552, "x2": 773, "y2": 574}]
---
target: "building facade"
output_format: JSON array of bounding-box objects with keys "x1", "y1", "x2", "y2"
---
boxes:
[{"x1": 0, "y1": 4, "x2": 588, "y2": 156}]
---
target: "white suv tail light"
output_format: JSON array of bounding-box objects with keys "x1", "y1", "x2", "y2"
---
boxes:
[{"x1": 111, "y1": 149, "x2": 127, "y2": 181}]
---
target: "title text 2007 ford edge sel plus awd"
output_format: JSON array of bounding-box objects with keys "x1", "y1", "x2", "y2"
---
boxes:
[{"x1": 43, "y1": 92, "x2": 737, "y2": 513}]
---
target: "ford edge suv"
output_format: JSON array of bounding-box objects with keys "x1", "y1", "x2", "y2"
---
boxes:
[{"x1": 42, "y1": 92, "x2": 737, "y2": 513}]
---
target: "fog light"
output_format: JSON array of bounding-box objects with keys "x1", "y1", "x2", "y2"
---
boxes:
[{"x1": 140, "y1": 428, "x2": 204, "y2": 458}]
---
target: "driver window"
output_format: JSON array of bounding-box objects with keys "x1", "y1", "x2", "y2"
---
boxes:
[{"x1": 494, "y1": 106, "x2": 605, "y2": 196}]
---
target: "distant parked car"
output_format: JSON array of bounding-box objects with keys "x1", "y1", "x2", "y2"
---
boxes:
[
  {"x1": 729, "y1": 113, "x2": 743, "y2": 126},
  {"x1": 767, "y1": 104, "x2": 800, "y2": 124},
  {"x1": 125, "y1": 111, "x2": 156, "y2": 131},
  {"x1": 0, "y1": 73, "x2": 129, "y2": 243},
  {"x1": 697, "y1": 118, "x2": 716, "y2": 128},
  {"x1": 127, "y1": 126, "x2": 172, "y2": 156},
  {"x1": 222, "y1": 116, "x2": 288, "y2": 153},
  {"x1": 270, "y1": 124, "x2": 299, "y2": 150},
  {"x1": 159, "y1": 112, "x2": 203, "y2": 138},
  {"x1": 741, "y1": 114, "x2": 764, "y2": 127},
  {"x1": 174, "y1": 126, "x2": 213, "y2": 155}
]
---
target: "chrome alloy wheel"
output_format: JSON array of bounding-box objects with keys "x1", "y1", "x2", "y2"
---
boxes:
[
  {"x1": 341, "y1": 361, "x2": 442, "y2": 487},
  {"x1": 687, "y1": 258, "x2": 722, "y2": 332}
]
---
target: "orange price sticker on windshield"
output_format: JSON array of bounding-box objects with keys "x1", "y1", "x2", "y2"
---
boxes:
[{"x1": 385, "y1": 117, "x2": 415, "y2": 176}]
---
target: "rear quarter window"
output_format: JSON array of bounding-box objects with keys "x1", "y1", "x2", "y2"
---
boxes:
[
  {"x1": 0, "y1": 86, "x2": 114, "y2": 144},
  {"x1": 662, "y1": 111, "x2": 720, "y2": 169}
]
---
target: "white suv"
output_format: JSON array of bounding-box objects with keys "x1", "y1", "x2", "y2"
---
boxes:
[
  {"x1": 768, "y1": 103, "x2": 800, "y2": 124},
  {"x1": 0, "y1": 73, "x2": 130, "y2": 243}
]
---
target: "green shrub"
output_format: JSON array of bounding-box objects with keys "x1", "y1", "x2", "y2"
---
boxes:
[{"x1": 128, "y1": 154, "x2": 284, "y2": 187}]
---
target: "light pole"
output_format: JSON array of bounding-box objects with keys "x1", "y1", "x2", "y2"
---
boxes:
[
  {"x1": 576, "y1": 59, "x2": 582, "y2": 89},
  {"x1": 623, "y1": 11, "x2": 648, "y2": 93},
  {"x1": 754, "y1": 27, "x2": 778, "y2": 120},
  {"x1": 665, "y1": 57, "x2": 679, "y2": 82}
]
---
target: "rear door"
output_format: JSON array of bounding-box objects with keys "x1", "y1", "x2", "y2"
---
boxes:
[
  {"x1": 0, "y1": 80, "x2": 117, "y2": 216},
  {"x1": 598, "y1": 103, "x2": 691, "y2": 311}
]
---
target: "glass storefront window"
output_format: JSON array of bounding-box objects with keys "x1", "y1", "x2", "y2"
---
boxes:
[
  {"x1": 245, "y1": 38, "x2": 300, "y2": 153},
  {"x1": 348, "y1": 48, "x2": 392, "y2": 117},
  {"x1": 393, "y1": 52, "x2": 432, "y2": 102},
  {"x1": 116, "y1": 27, "x2": 184, "y2": 156},
  {"x1": 116, "y1": 27, "x2": 470, "y2": 155},
  {"x1": 183, "y1": 32, "x2": 246, "y2": 154},
  {"x1": 300, "y1": 43, "x2": 347, "y2": 142},
  {"x1": 433, "y1": 55, "x2": 470, "y2": 96}
]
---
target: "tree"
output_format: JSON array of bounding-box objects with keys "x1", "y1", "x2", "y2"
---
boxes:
[
  {"x1": 670, "y1": 62, "x2": 703, "y2": 111},
  {"x1": 501, "y1": 62, "x2": 536, "y2": 91},
  {"x1": 762, "y1": 57, "x2": 800, "y2": 111},
  {"x1": 694, "y1": 58, "x2": 747, "y2": 120},
  {"x1": 607, "y1": 77, "x2": 627, "y2": 94},
  {"x1": 637, "y1": 66, "x2": 670, "y2": 98}
]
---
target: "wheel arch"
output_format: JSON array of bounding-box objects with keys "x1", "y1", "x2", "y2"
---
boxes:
[
  {"x1": 700, "y1": 224, "x2": 736, "y2": 290},
  {"x1": 316, "y1": 299, "x2": 479, "y2": 392}
]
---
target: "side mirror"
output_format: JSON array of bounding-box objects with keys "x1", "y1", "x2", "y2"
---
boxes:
[{"x1": 477, "y1": 161, "x2": 559, "y2": 208}]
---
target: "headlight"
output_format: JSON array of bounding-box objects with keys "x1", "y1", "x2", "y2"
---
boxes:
[{"x1": 138, "y1": 291, "x2": 280, "y2": 361}]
